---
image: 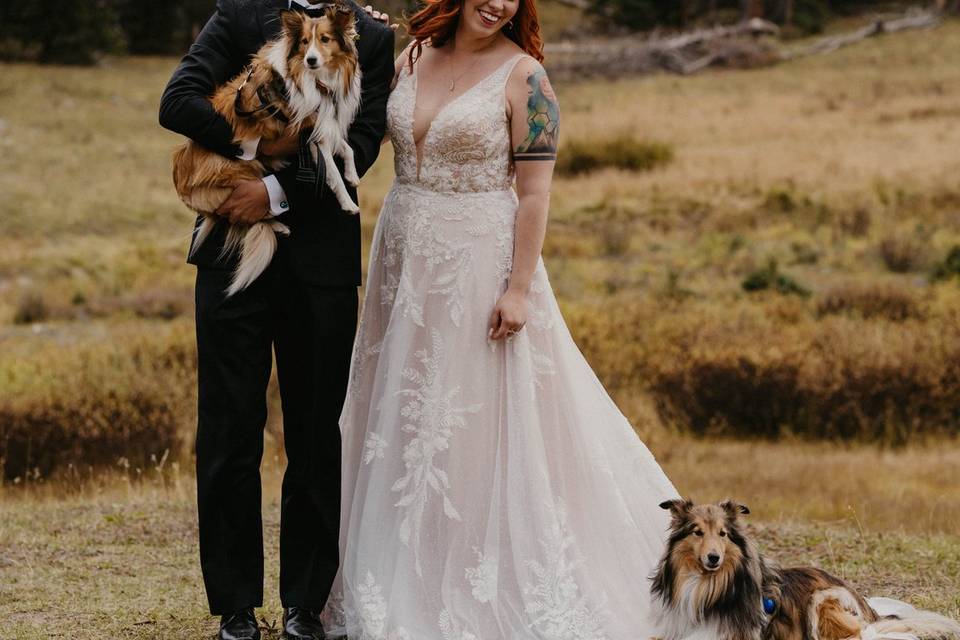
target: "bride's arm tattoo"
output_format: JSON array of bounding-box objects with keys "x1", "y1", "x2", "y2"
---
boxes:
[{"x1": 514, "y1": 68, "x2": 560, "y2": 162}]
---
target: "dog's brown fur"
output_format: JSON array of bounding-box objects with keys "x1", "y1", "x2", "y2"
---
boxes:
[
  {"x1": 171, "y1": 6, "x2": 360, "y2": 295},
  {"x1": 765, "y1": 569, "x2": 878, "y2": 640},
  {"x1": 651, "y1": 500, "x2": 959, "y2": 640},
  {"x1": 172, "y1": 10, "x2": 331, "y2": 216},
  {"x1": 652, "y1": 499, "x2": 768, "y2": 640},
  {"x1": 666, "y1": 502, "x2": 752, "y2": 612}
]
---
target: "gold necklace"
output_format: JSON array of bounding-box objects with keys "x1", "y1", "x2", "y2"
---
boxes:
[
  {"x1": 446, "y1": 39, "x2": 498, "y2": 92},
  {"x1": 446, "y1": 56, "x2": 481, "y2": 92}
]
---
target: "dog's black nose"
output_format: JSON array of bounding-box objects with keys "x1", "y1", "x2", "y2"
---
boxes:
[
  {"x1": 306, "y1": 56, "x2": 318, "y2": 66},
  {"x1": 707, "y1": 553, "x2": 720, "y2": 566}
]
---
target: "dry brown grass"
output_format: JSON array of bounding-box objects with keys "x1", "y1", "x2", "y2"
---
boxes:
[
  {"x1": 1, "y1": 24, "x2": 960, "y2": 635},
  {"x1": 0, "y1": 320, "x2": 196, "y2": 481},
  {"x1": 568, "y1": 289, "x2": 960, "y2": 443},
  {"x1": 3, "y1": 23, "x2": 960, "y2": 470},
  {"x1": 816, "y1": 279, "x2": 925, "y2": 321},
  {"x1": 0, "y1": 443, "x2": 957, "y2": 639},
  {"x1": 1, "y1": 13, "x2": 958, "y2": 640}
]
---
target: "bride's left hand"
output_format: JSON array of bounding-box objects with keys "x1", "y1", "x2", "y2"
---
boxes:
[{"x1": 488, "y1": 289, "x2": 528, "y2": 340}]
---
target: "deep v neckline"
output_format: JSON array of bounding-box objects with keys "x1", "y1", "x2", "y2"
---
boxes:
[{"x1": 409, "y1": 54, "x2": 521, "y2": 181}]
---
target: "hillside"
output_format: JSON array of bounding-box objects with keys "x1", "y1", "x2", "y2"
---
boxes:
[{"x1": 0, "y1": 11, "x2": 958, "y2": 492}]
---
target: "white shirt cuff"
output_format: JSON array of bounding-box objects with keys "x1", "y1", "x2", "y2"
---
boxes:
[
  {"x1": 236, "y1": 137, "x2": 260, "y2": 161},
  {"x1": 262, "y1": 174, "x2": 290, "y2": 216}
]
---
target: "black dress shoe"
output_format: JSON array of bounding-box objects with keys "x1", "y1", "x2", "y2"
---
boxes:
[
  {"x1": 219, "y1": 608, "x2": 260, "y2": 640},
  {"x1": 283, "y1": 607, "x2": 326, "y2": 640}
]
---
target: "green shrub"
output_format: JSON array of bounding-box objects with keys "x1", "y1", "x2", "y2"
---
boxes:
[
  {"x1": 763, "y1": 186, "x2": 801, "y2": 214},
  {"x1": 793, "y1": 0, "x2": 830, "y2": 34},
  {"x1": 556, "y1": 137, "x2": 674, "y2": 176},
  {"x1": 0, "y1": 1, "x2": 124, "y2": 64},
  {"x1": 932, "y1": 246, "x2": 960, "y2": 282},
  {"x1": 742, "y1": 259, "x2": 811, "y2": 297}
]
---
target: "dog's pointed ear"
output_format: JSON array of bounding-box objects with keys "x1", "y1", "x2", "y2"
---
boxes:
[
  {"x1": 720, "y1": 499, "x2": 750, "y2": 519},
  {"x1": 327, "y1": 2, "x2": 356, "y2": 31},
  {"x1": 659, "y1": 498, "x2": 693, "y2": 516},
  {"x1": 280, "y1": 9, "x2": 305, "y2": 38}
]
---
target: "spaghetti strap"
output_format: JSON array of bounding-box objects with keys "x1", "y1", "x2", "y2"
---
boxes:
[{"x1": 497, "y1": 52, "x2": 532, "y2": 88}]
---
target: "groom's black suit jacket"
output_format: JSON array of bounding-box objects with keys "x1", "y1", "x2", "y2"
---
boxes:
[{"x1": 159, "y1": 0, "x2": 394, "y2": 286}]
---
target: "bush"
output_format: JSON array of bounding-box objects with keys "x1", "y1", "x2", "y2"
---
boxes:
[
  {"x1": 0, "y1": 1, "x2": 123, "y2": 64},
  {"x1": 13, "y1": 292, "x2": 49, "y2": 325},
  {"x1": 837, "y1": 207, "x2": 872, "y2": 238},
  {"x1": 792, "y1": 0, "x2": 830, "y2": 35},
  {"x1": 817, "y1": 281, "x2": 924, "y2": 322},
  {"x1": 116, "y1": 0, "x2": 217, "y2": 55},
  {"x1": 0, "y1": 0, "x2": 217, "y2": 63},
  {"x1": 556, "y1": 137, "x2": 674, "y2": 176},
  {"x1": 879, "y1": 234, "x2": 928, "y2": 273},
  {"x1": 567, "y1": 298, "x2": 960, "y2": 445},
  {"x1": 588, "y1": 0, "x2": 686, "y2": 31},
  {"x1": 0, "y1": 321, "x2": 196, "y2": 480},
  {"x1": 742, "y1": 259, "x2": 811, "y2": 297},
  {"x1": 646, "y1": 315, "x2": 960, "y2": 445},
  {"x1": 932, "y1": 246, "x2": 960, "y2": 282}
]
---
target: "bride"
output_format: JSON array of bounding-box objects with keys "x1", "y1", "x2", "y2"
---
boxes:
[{"x1": 323, "y1": 0, "x2": 679, "y2": 637}]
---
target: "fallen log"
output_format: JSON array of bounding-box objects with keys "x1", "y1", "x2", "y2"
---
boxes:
[
  {"x1": 544, "y1": 7, "x2": 945, "y2": 80},
  {"x1": 545, "y1": 18, "x2": 780, "y2": 80},
  {"x1": 782, "y1": 8, "x2": 942, "y2": 59}
]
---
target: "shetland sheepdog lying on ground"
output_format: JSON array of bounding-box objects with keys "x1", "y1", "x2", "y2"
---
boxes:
[
  {"x1": 172, "y1": 5, "x2": 361, "y2": 297},
  {"x1": 650, "y1": 499, "x2": 960, "y2": 640}
]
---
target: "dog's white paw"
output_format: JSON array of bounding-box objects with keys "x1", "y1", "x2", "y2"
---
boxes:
[
  {"x1": 345, "y1": 173, "x2": 360, "y2": 188},
  {"x1": 336, "y1": 196, "x2": 360, "y2": 214}
]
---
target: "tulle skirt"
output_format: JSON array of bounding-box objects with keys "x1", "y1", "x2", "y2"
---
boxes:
[{"x1": 322, "y1": 181, "x2": 679, "y2": 639}]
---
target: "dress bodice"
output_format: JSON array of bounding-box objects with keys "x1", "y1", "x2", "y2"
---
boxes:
[{"x1": 387, "y1": 53, "x2": 526, "y2": 193}]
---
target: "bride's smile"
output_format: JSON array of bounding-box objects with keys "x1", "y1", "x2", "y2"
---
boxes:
[{"x1": 461, "y1": 0, "x2": 519, "y2": 37}]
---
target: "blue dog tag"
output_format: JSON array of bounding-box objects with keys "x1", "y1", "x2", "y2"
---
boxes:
[{"x1": 763, "y1": 597, "x2": 777, "y2": 615}]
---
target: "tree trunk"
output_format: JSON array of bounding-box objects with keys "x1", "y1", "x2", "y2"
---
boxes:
[{"x1": 741, "y1": 0, "x2": 764, "y2": 20}]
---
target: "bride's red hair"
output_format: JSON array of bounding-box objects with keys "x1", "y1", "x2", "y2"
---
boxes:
[{"x1": 405, "y1": 0, "x2": 545, "y2": 68}]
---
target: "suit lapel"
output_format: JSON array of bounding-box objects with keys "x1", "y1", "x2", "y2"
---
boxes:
[{"x1": 258, "y1": 0, "x2": 288, "y2": 43}]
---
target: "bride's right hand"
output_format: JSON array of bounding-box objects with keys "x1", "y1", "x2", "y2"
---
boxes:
[{"x1": 488, "y1": 289, "x2": 529, "y2": 341}]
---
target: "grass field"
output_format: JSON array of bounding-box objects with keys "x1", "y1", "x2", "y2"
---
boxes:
[
  {"x1": 1, "y1": 11, "x2": 959, "y2": 638},
  {"x1": 2, "y1": 478, "x2": 958, "y2": 639}
]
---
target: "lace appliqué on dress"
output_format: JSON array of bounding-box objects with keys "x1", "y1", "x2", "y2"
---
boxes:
[{"x1": 392, "y1": 328, "x2": 483, "y2": 575}]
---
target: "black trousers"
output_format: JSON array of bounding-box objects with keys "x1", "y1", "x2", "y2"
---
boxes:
[{"x1": 194, "y1": 252, "x2": 357, "y2": 615}]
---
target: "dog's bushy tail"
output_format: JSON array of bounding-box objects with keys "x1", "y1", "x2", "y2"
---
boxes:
[
  {"x1": 226, "y1": 220, "x2": 290, "y2": 297},
  {"x1": 866, "y1": 604, "x2": 960, "y2": 640},
  {"x1": 189, "y1": 217, "x2": 217, "y2": 259}
]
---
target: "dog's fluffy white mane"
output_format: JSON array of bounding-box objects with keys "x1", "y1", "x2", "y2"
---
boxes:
[{"x1": 261, "y1": 35, "x2": 361, "y2": 133}]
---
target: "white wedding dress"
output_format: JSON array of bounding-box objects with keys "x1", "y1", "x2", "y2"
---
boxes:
[{"x1": 322, "y1": 53, "x2": 679, "y2": 640}]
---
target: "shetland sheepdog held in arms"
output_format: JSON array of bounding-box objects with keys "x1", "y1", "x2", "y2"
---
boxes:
[
  {"x1": 172, "y1": 5, "x2": 361, "y2": 297},
  {"x1": 650, "y1": 499, "x2": 960, "y2": 640}
]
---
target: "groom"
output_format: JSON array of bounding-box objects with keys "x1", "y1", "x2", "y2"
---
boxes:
[{"x1": 158, "y1": 1, "x2": 393, "y2": 639}]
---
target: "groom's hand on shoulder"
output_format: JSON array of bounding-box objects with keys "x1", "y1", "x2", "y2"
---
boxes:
[
  {"x1": 216, "y1": 179, "x2": 270, "y2": 225},
  {"x1": 363, "y1": 4, "x2": 399, "y2": 30}
]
